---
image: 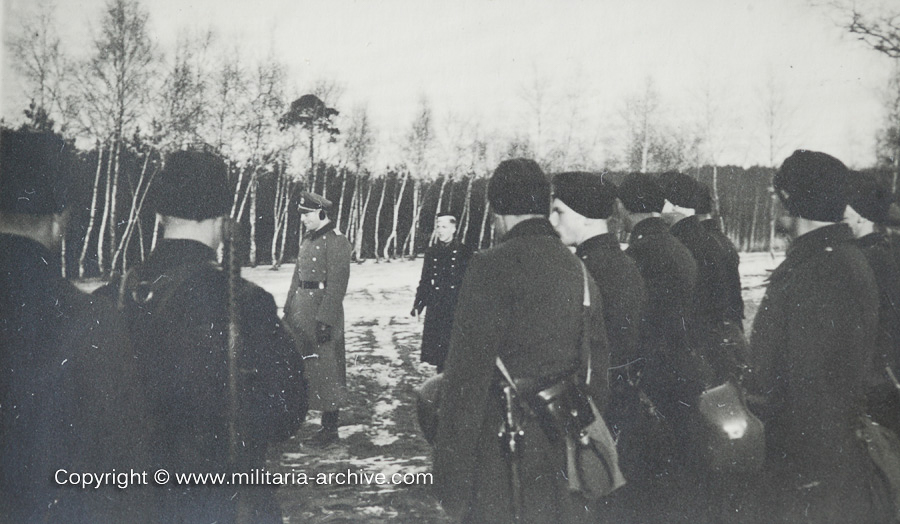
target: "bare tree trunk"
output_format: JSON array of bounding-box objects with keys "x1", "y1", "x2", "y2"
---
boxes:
[
  {"x1": 768, "y1": 191, "x2": 777, "y2": 258},
  {"x1": 97, "y1": 141, "x2": 115, "y2": 275},
  {"x1": 406, "y1": 178, "x2": 422, "y2": 258},
  {"x1": 384, "y1": 172, "x2": 408, "y2": 260},
  {"x1": 230, "y1": 165, "x2": 246, "y2": 219},
  {"x1": 110, "y1": 149, "x2": 152, "y2": 273},
  {"x1": 749, "y1": 186, "x2": 760, "y2": 252},
  {"x1": 479, "y1": 184, "x2": 490, "y2": 249},
  {"x1": 235, "y1": 168, "x2": 256, "y2": 223},
  {"x1": 460, "y1": 175, "x2": 474, "y2": 243},
  {"x1": 355, "y1": 177, "x2": 373, "y2": 261},
  {"x1": 271, "y1": 169, "x2": 289, "y2": 269},
  {"x1": 107, "y1": 137, "x2": 123, "y2": 276},
  {"x1": 336, "y1": 168, "x2": 349, "y2": 231},
  {"x1": 135, "y1": 218, "x2": 145, "y2": 264},
  {"x1": 374, "y1": 177, "x2": 386, "y2": 262},
  {"x1": 79, "y1": 144, "x2": 105, "y2": 278},
  {"x1": 712, "y1": 165, "x2": 724, "y2": 230},
  {"x1": 151, "y1": 214, "x2": 161, "y2": 251},
  {"x1": 249, "y1": 179, "x2": 258, "y2": 267},
  {"x1": 60, "y1": 236, "x2": 66, "y2": 279}
]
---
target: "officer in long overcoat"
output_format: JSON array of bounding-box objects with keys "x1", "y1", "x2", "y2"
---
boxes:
[
  {"x1": 549, "y1": 172, "x2": 647, "y2": 438},
  {"x1": 0, "y1": 130, "x2": 148, "y2": 523},
  {"x1": 662, "y1": 172, "x2": 748, "y2": 382},
  {"x1": 615, "y1": 173, "x2": 709, "y2": 522},
  {"x1": 434, "y1": 159, "x2": 610, "y2": 524},
  {"x1": 97, "y1": 149, "x2": 307, "y2": 524},
  {"x1": 845, "y1": 170, "x2": 900, "y2": 436},
  {"x1": 412, "y1": 214, "x2": 472, "y2": 372},
  {"x1": 283, "y1": 191, "x2": 352, "y2": 446},
  {"x1": 747, "y1": 150, "x2": 895, "y2": 523}
]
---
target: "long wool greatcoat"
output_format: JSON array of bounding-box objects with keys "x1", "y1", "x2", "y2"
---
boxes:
[
  {"x1": 857, "y1": 231, "x2": 900, "y2": 436},
  {"x1": 748, "y1": 224, "x2": 894, "y2": 523},
  {"x1": 284, "y1": 222, "x2": 352, "y2": 411},
  {"x1": 413, "y1": 239, "x2": 473, "y2": 370},
  {"x1": 575, "y1": 233, "x2": 647, "y2": 436},
  {"x1": 671, "y1": 215, "x2": 748, "y2": 381},
  {"x1": 0, "y1": 234, "x2": 149, "y2": 524},
  {"x1": 434, "y1": 218, "x2": 610, "y2": 524}
]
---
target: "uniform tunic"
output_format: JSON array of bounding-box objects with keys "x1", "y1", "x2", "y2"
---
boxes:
[
  {"x1": 434, "y1": 218, "x2": 610, "y2": 524},
  {"x1": 1, "y1": 234, "x2": 148, "y2": 523},
  {"x1": 413, "y1": 240, "x2": 473, "y2": 370},
  {"x1": 748, "y1": 224, "x2": 894, "y2": 523},
  {"x1": 284, "y1": 222, "x2": 352, "y2": 411},
  {"x1": 101, "y1": 238, "x2": 307, "y2": 524}
]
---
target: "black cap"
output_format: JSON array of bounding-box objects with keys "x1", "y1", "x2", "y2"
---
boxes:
[
  {"x1": 658, "y1": 171, "x2": 700, "y2": 209},
  {"x1": 0, "y1": 129, "x2": 72, "y2": 215},
  {"x1": 150, "y1": 149, "x2": 231, "y2": 220},
  {"x1": 847, "y1": 170, "x2": 898, "y2": 225},
  {"x1": 552, "y1": 172, "x2": 618, "y2": 219},
  {"x1": 618, "y1": 173, "x2": 665, "y2": 214},
  {"x1": 488, "y1": 158, "x2": 550, "y2": 215},
  {"x1": 774, "y1": 150, "x2": 848, "y2": 222},
  {"x1": 693, "y1": 183, "x2": 713, "y2": 215},
  {"x1": 295, "y1": 191, "x2": 332, "y2": 212}
]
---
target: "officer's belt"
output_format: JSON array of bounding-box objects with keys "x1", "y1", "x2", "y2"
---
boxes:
[{"x1": 298, "y1": 281, "x2": 327, "y2": 289}]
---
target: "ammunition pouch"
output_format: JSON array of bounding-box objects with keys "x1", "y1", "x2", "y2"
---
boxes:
[{"x1": 524, "y1": 372, "x2": 595, "y2": 444}]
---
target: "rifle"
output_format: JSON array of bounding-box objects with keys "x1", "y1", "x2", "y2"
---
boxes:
[
  {"x1": 497, "y1": 365, "x2": 524, "y2": 521},
  {"x1": 223, "y1": 218, "x2": 250, "y2": 523}
]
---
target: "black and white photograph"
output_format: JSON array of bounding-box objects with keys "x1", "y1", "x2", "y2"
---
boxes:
[{"x1": 3, "y1": 0, "x2": 900, "y2": 522}]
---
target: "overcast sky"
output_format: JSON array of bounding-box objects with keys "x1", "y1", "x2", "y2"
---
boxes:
[{"x1": 2, "y1": 0, "x2": 896, "y2": 168}]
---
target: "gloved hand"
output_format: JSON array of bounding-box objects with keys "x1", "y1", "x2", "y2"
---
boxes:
[{"x1": 315, "y1": 321, "x2": 332, "y2": 344}]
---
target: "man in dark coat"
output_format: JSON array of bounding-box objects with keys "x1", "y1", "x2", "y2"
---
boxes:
[
  {"x1": 845, "y1": 170, "x2": 900, "y2": 436},
  {"x1": 747, "y1": 150, "x2": 894, "y2": 523},
  {"x1": 549, "y1": 172, "x2": 647, "y2": 438},
  {"x1": 661, "y1": 172, "x2": 748, "y2": 383},
  {"x1": 0, "y1": 130, "x2": 148, "y2": 523},
  {"x1": 99, "y1": 149, "x2": 307, "y2": 524},
  {"x1": 694, "y1": 185, "x2": 746, "y2": 328},
  {"x1": 434, "y1": 159, "x2": 610, "y2": 524},
  {"x1": 283, "y1": 191, "x2": 352, "y2": 447},
  {"x1": 615, "y1": 172, "x2": 707, "y2": 522},
  {"x1": 412, "y1": 213, "x2": 472, "y2": 372}
]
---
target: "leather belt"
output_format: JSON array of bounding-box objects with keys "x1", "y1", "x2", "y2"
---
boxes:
[{"x1": 299, "y1": 281, "x2": 326, "y2": 289}]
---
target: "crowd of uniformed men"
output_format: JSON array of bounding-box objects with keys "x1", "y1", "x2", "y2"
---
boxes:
[{"x1": 2, "y1": 127, "x2": 900, "y2": 523}]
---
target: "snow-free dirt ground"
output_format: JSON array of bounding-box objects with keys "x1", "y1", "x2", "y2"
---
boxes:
[{"x1": 236, "y1": 251, "x2": 785, "y2": 523}]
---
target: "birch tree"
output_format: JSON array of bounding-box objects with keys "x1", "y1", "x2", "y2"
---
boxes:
[{"x1": 84, "y1": 0, "x2": 156, "y2": 276}]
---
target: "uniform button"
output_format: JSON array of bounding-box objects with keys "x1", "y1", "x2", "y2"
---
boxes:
[
  {"x1": 313, "y1": 257, "x2": 317, "y2": 261},
  {"x1": 312, "y1": 269, "x2": 317, "y2": 273},
  {"x1": 824, "y1": 247, "x2": 833, "y2": 252},
  {"x1": 309, "y1": 291, "x2": 314, "y2": 296},
  {"x1": 317, "y1": 246, "x2": 321, "y2": 250},
  {"x1": 451, "y1": 285, "x2": 455, "y2": 289}
]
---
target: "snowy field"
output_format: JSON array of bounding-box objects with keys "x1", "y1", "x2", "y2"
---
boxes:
[{"x1": 77, "y1": 250, "x2": 785, "y2": 523}]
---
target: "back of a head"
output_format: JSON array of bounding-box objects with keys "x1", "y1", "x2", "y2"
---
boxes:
[
  {"x1": 552, "y1": 171, "x2": 618, "y2": 219},
  {"x1": 775, "y1": 150, "x2": 848, "y2": 223},
  {"x1": 488, "y1": 158, "x2": 550, "y2": 216},
  {"x1": 618, "y1": 173, "x2": 665, "y2": 214},
  {"x1": 846, "y1": 170, "x2": 897, "y2": 226},
  {"x1": 0, "y1": 129, "x2": 71, "y2": 216},
  {"x1": 150, "y1": 148, "x2": 231, "y2": 221},
  {"x1": 659, "y1": 171, "x2": 701, "y2": 211}
]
